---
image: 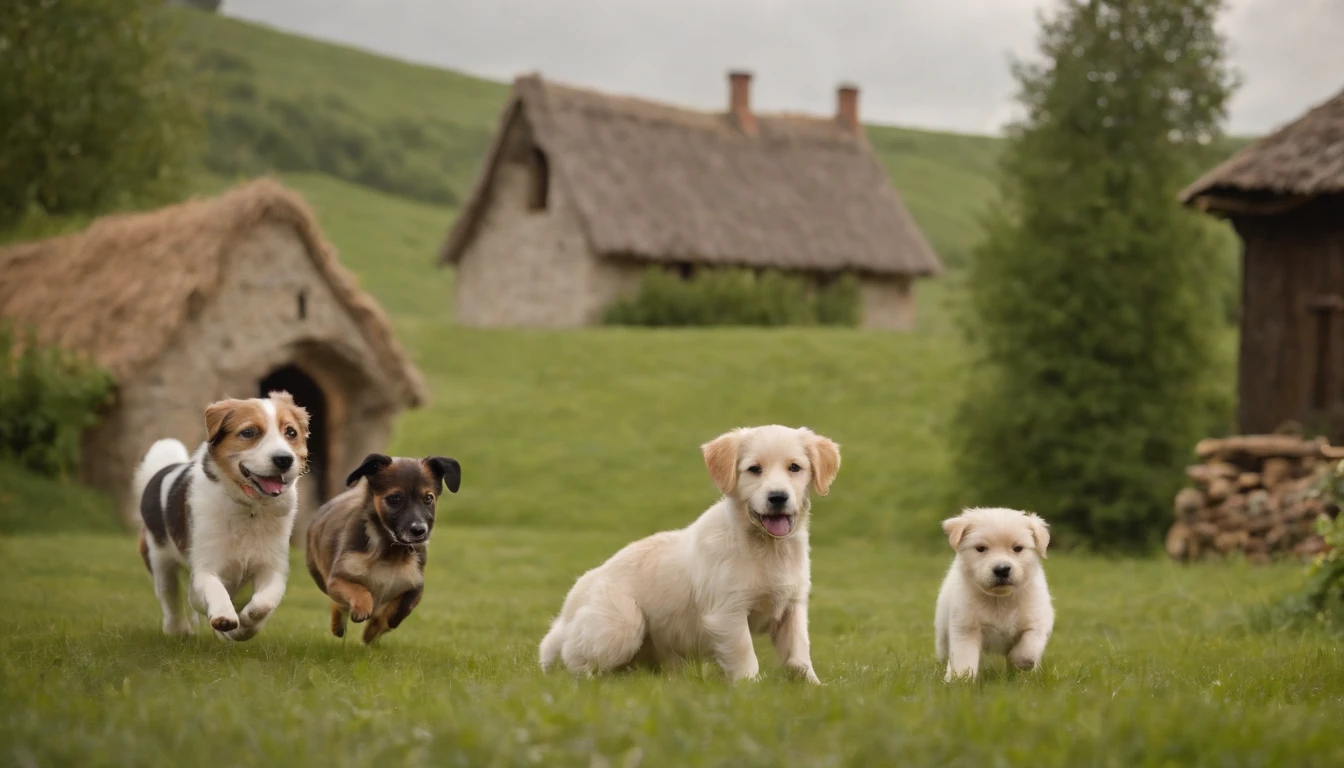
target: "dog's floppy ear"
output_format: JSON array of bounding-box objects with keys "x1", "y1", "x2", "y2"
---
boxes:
[
  {"x1": 346, "y1": 453, "x2": 393, "y2": 488},
  {"x1": 701, "y1": 430, "x2": 742, "y2": 495},
  {"x1": 801, "y1": 428, "x2": 841, "y2": 496},
  {"x1": 423, "y1": 456, "x2": 461, "y2": 494},
  {"x1": 1026, "y1": 512, "x2": 1051, "y2": 559},
  {"x1": 204, "y1": 399, "x2": 241, "y2": 445},
  {"x1": 942, "y1": 515, "x2": 971, "y2": 549}
]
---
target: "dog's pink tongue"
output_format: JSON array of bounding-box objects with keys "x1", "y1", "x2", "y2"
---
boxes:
[
  {"x1": 763, "y1": 515, "x2": 792, "y2": 537},
  {"x1": 255, "y1": 476, "x2": 285, "y2": 496}
]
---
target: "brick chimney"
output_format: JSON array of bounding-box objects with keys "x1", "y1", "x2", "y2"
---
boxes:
[
  {"x1": 728, "y1": 70, "x2": 757, "y2": 136},
  {"x1": 836, "y1": 83, "x2": 861, "y2": 135}
]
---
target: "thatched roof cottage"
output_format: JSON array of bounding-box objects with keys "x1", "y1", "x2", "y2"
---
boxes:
[
  {"x1": 0, "y1": 179, "x2": 427, "y2": 529},
  {"x1": 1182, "y1": 84, "x2": 1344, "y2": 438},
  {"x1": 439, "y1": 72, "x2": 943, "y2": 330}
]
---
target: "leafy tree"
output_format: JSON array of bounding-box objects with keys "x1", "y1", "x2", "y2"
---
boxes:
[
  {"x1": 953, "y1": 0, "x2": 1238, "y2": 550},
  {"x1": 0, "y1": 0, "x2": 199, "y2": 226}
]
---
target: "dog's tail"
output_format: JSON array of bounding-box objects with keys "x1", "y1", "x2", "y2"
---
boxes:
[
  {"x1": 131, "y1": 438, "x2": 191, "y2": 514},
  {"x1": 539, "y1": 618, "x2": 566, "y2": 671}
]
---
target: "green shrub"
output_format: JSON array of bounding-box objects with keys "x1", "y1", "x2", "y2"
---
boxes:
[
  {"x1": 0, "y1": 325, "x2": 116, "y2": 477},
  {"x1": 1304, "y1": 461, "x2": 1344, "y2": 612},
  {"x1": 0, "y1": 0, "x2": 200, "y2": 226},
  {"x1": 189, "y1": 46, "x2": 462, "y2": 206},
  {"x1": 602, "y1": 268, "x2": 861, "y2": 328},
  {"x1": 815, "y1": 274, "x2": 863, "y2": 326},
  {"x1": 198, "y1": 92, "x2": 459, "y2": 206}
]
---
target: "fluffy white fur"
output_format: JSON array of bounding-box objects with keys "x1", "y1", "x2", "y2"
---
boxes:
[
  {"x1": 134, "y1": 398, "x2": 302, "y2": 641},
  {"x1": 935, "y1": 506, "x2": 1054, "y2": 681},
  {"x1": 539, "y1": 425, "x2": 841, "y2": 683}
]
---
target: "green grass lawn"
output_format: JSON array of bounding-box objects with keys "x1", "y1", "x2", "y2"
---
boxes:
[{"x1": 2, "y1": 529, "x2": 1340, "y2": 766}]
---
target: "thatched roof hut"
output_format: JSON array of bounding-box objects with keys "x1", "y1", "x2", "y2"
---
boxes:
[
  {"x1": 0, "y1": 179, "x2": 426, "y2": 528},
  {"x1": 1182, "y1": 85, "x2": 1344, "y2": 438},
  {"x1": 439, "y1": 72, "x2": 943, "y2": 330}
]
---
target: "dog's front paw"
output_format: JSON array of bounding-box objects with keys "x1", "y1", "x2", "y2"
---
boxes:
[
  {"x1": 727, "y1": 660, "x2": 761, "y2": 684},
  {"x1": 209, "y1": 613, "x2": 239, "y2": 633},
  {"x1": 163, "y1": 616, "x2": 194, "y2": 636},
  {"x1": 348, "y1": 594, "x2": 374, "y2": 623},
  {"x1": 241, "y1": 600, "x2": 276, "y2": 627},
  {"x1": 944, "y1": 665, "x2": 976, "y2": 683},
  {"x1": 330, "y1": 604, "x2": 349, "y2": 638},
  {"x1": 362, "y1": 620, "x2": 389, "y2": 645},
  {"x1": 785, "y1": 662, "x2": 821, "y2": 684},
  {"x1": 1009, "y1": 653, "x2": 1040, "y2": 671},
  {"x1": 224, "y1": 624, "x2": 261, "y2": 642}
]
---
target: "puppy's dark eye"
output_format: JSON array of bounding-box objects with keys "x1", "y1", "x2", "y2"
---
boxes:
[
  {"x1": 788, "y1": 463, "x2": 802, "y2": 473},
  {"x1": 385, "y1": 493, "x2": 403, "y2": 507},
  {"x1": 975, "y1": 545, "x2": 988, "y2": 553},
  {"x1": 1013, "y1": 545, "x2": 1024, "y2": 553},
  {"x1": 747, "y1": 465, "x2": 762, "y2": 475},
  {"x1": 423, "y1": 493, "x2": 434, "y2": 505},
  {"x1": 238, "y1": 427, "x2": 258, "y2": 439},
  {"x1": 285, "y1": 426, "x2": 298, "y2": 439}
]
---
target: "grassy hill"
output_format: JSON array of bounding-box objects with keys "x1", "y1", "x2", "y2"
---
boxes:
[{"x1": 179, "y1": 9, "x2": 1004, "y2": 269}]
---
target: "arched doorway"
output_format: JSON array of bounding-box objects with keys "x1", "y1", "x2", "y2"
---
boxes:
[{"x1": 259, "y1": 365, "x2": 330, "y2": 501}]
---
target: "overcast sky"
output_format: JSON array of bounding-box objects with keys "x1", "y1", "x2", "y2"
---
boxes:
[{"x1": 221, "y1": 0, "x2": 1343, "y2": 136}]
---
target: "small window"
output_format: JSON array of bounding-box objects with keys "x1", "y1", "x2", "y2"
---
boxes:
[
  {"x1": 527, "y1": 147, "x2": 549, "y2": 212},
  {"x1": 297, "y1": 291, "x2": 307, "y2": 320}
]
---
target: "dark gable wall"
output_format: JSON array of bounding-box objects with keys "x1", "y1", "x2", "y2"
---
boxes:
[{"x1": 1236, "y1": 196, "x2": 1344, "y2": 439}]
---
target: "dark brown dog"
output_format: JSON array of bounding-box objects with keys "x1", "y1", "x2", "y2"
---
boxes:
[{"x1": 306, "y1": 453, "x2": 460, "y2": 644}]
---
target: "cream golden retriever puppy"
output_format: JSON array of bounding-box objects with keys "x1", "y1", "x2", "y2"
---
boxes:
[
  {"x1": 539, "y1": 425, "x2": 841, "y2": 683},
  {"x1": 935, "y1": 507, "x2": 1053, "y2": 681}
]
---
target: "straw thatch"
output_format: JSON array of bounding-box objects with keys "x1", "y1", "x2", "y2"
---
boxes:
[
  {"x1": 0, "y1": 179, "x2": 427, "y2": 406},
  {"x1": 1180, "y1": 84, "x2": 1344, "y2": 210},
  {"x1": 440, "y1": 74, "x2": 943, "y2": 277}
]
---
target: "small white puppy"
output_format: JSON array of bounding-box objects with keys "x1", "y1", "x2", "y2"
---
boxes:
[
  {"x1": 539, "y1": 425, "x2": 841, "y2": 683},
  {"x1": 935, "y1": 507, "x2": 1053, "y2": 681}
]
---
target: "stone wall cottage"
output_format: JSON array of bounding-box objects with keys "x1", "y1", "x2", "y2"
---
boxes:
[
  {"x1": 1181, "y1": 84, "x2": 1344, "y2": 440},
  {"x1": 0, "y1": 179, "x2": 427, "y2": 538},
  {"x1": 439, "y1": 71, "x2": 944, "y2": 330}
]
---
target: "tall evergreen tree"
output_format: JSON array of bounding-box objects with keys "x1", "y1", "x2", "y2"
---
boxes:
[{"x1": 953, "y1": 0, "x2": 1238, "y2": 549}]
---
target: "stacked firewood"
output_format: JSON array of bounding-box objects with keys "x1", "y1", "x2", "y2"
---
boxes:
[{"x1": 1165, "y1": 435, "x2": 1340, "y2": 564}]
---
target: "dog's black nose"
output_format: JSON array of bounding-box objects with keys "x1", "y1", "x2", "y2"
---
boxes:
[
  {"x1": 408, "y1": 521, "x2": 428, "y2": 539},
  {"x1": 271, "y1": 454, "x2": 294, "y2": 471},
  {"x1": 767, "y1": 491, "x2": 790, "y2": 507},
  {"x1": 992, "y1": 564, "x2": 1012, "y2": 579}
]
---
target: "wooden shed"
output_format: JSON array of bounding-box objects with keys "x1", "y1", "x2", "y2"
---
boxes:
[{"x1": 1181, "y1": 85, "x2": 1344, "y2": 439}]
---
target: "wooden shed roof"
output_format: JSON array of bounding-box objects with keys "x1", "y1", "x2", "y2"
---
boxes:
[
  {"x1": 1181, "y1": 84, "x2": 1344, "y2": 214},
  {"x1": 440, "y1": 74, "x2": 943, "y2": 277},
  {"x1": 0, "y1": 179, "x2": 428, "y2": 407}
]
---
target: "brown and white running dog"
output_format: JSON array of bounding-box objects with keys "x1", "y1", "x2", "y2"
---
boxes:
[
  {"x1": 539, "y1": 425, "x2": 840, "y2": 683},
  {"x1": 133, "y1": 392, "x2": 309, "y2": 640},
  {"x1": 305, "y1": 453, "x2": 461, "y2": 644}
]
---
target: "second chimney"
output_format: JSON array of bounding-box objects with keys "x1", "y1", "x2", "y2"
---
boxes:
[
  {"x1": 836, "y1": 83, "x2": 861, "y2": 135},
  {"x1": 729, "y1": 70, "x2": 757, "y2": 136}
]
